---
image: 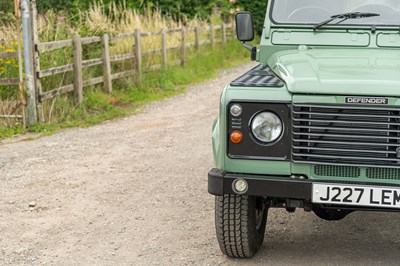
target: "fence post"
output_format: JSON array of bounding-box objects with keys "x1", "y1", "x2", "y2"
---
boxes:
[
  {"x1": 15, "y1": 1, "x2": 26, "y2": 127},
  {"x1": 73, "y1": 34, "x2": 83, "y2": 105},
  {"x1": 21, "y1": 0, "x2": 37, "y2": 126},
  {"x1": 210, "y1": 24, "x2": 215, "y2": 48},
  {"x1": 222, "y1": 23, "x2": 227, "y2": 44},
  {"x1": 161, "y1": 29, "x2": 167, "y2": 70},
  {"x1": 101, "y1": 34, "x2": 112, "y2": 93},
  {"x1": 30, "y1": 0, "x2": 44, "y2": 122},
  {"x1": 231, "y1": 20, "x2": 235, "y2": 40},
  {"x1": 134, "y1": 29, "x2": 142, "y2": 81},
  {"x1": 195, "y1": 27, "x2": 200, "y2": 52},
  {"x1": 181, "y1": 27, "x2": 186, "y2": 66}
]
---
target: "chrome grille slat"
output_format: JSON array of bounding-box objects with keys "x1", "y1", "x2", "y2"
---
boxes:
[
  {"x1": 292, "y1": 111, "x2": 400, "y2": 119},
  {"x1": 293, "y1": 146, "x2": 397, "y2": 154},
  {"x1": 293, "y1": 125, "x2": 400, "y2": 133},
  {"x1": 293, "y1": 103, "x2": 400, "y2": 111},
  {"x1": 293, "y1": 153, "x2": 400, "y2": 162},
  {"x1": 294, "y1": 160, "x2": 400, "y2": 169},
  {"x1": 293, "y1": 118, "x2": 400, "y2": 126},
  {"x1": 294, "y1": 139, "x2": 400, "y2": 147},
  {"x1": 294, "y1": 132, "x2": 400, "y2": 141},
  {"x1": 292, "y1": 103, "x2": 400, "y2": 168}
]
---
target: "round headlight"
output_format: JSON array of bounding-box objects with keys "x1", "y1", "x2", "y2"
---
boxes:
[{"x1": 251, "y1": 112, "x2": 283, "y2": 143}]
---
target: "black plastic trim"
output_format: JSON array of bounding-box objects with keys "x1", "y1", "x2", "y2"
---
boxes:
[
  {"x1": 208, "y1": 169, "x2": 400, "y2": 212},
  {"x1": 227, "y1": 102, "x2": 291, "y2": 160},
  {"x1": 230, "y1": 64, "x2": 284, "y2": 88},
  {"x1": 208, "y1": 168, "x2": 312, "y2": 199}
]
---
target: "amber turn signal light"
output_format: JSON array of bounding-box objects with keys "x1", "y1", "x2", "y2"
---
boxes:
[{"x1": 230, "y1": 131, "x2": 243, "y2": 144}]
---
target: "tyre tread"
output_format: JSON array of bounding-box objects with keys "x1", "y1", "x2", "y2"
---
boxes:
[{"x1": 215, "y1": 194, "x2": 266, "y2": 258}]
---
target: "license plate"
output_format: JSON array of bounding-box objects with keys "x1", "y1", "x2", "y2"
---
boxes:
[{"x1": 312, "y1": 183, "x2": 400, "y2": 209}]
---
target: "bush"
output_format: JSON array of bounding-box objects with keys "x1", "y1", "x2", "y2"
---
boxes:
[
  {"x1": 35, "y1": 0, "x2": 237, "y2": 21},
  {"x1": 241, "y1": 1, "x2": 269, "y2": 35}
]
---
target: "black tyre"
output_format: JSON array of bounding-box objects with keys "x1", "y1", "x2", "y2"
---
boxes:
[{"x1": 215, "y1": 194, "x2": 268, "y2": 258}]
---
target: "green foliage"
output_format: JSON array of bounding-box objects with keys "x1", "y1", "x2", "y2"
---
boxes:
[
  {"x1": 0, "y1": 123, "x2": 25, "y2": 139},
  {"x1": 35, "y1": 0, "x2": 268, "y2": 35},
  {"x1": 0, "y1": 1, "x2": 14, "y2": 16},
  {"x1": 241, "y1": 1, "x2": 269, "y2": 35},
  {"x1": 36, "y1": 0, "x2": 76, "y2": 13},
  {"x1": 140, "y1": 0, "x2": 234, "y2": 21},
  {"x1": 0, "y1": 11, "x2": 16, "y2": 26},
  {"x1": 35, "y1": 0, "x2": 238, "y2": 21},
  {"x1": 0, "y1": 41, "x2": 248, "y2": 139}
]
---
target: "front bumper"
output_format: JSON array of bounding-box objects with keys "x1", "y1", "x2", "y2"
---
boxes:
[{"x1": 208, "y1": 168, "x2": 312, "y2": 200}]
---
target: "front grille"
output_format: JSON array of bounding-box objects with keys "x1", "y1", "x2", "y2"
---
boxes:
[
  {"x1": 292, "y1": 104, "x2": 400, "y2": 168},
  {"x1": 314, "y1": 165, "x2": 360, "y2": 178},
  {"x1": 366, "y1": 168, "x2": 400, "y2": 180}
]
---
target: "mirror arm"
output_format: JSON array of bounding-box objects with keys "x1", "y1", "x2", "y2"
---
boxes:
[{"x1": 242, "y1": 42, "x2": 257, "y2": 61}]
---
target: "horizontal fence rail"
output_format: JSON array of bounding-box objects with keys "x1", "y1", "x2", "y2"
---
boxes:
[
  {"x1": 0, "y1": 51, "x2": 24, "y2": 121},
  {"x1": 33, "y1": 24, "x2": 235, "y2": 108},
  {"x1": 1, "y1": 6, "x2": 236, "y2": 126}
]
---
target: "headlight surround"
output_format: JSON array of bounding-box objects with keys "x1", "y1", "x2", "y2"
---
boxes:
[{"x1": 250, "y1": 111, "x2": 283, "y2": 143}]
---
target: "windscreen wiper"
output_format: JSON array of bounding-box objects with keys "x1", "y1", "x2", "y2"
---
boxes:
[{"x1": 313, "y1": 12, "x2": 380, "y2": 31}]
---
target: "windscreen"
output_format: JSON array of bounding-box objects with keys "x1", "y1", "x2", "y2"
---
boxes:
[{"x1": 271, "y1": 0, "x2": 400, "y2": 25}]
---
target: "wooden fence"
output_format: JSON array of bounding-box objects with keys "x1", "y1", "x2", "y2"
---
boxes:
[
  {"x1": 34, "y1": 24, "x2": 235, "y2": 106},
  {"x1": 0, "y1": 51, "x2": 24, "y2": 121},
  {"x1": 1, "y1": 1, "x2": 236, "y2": 125}
]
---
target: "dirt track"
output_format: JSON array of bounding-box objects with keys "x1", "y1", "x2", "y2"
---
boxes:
[{"x1": 1, "y1": 63, "x2": 400, "y2": 265}]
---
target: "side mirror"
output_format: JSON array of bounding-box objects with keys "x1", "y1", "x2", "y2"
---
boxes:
[
  {"x1": 235, "y1": 12, "x2": 257, "y2": 61},
  {"x1": 235, "y1": 12, "x2": 255, "y2": 42}
]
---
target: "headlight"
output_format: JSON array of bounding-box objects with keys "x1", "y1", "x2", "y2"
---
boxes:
[{"x1": 251, "y1": 112, "x2": 283, "y2": 143}]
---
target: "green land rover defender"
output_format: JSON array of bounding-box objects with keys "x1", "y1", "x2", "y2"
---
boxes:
[{"x1": 208, "y1": 0, "x2": 400, "y2": 258}]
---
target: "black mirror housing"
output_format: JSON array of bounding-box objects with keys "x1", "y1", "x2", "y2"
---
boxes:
[{"x1": 235, "y1": 12, "x2": 255, "y2": 42}]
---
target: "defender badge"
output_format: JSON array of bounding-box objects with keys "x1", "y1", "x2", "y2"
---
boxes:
[{"x1": 345, "y1": 97, "x2": 389, "y2": 105}]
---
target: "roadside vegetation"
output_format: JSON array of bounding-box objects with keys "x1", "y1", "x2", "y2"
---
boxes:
[{"x1": 0, "y1": 1, "x2": 257, "y2": 139}]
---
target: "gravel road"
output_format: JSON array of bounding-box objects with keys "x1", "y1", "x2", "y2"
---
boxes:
[{"x1": 1, "y1": 63, "x2": 400, "y2": 266}]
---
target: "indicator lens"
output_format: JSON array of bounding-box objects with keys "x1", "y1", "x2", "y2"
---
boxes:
[{"x1": 230, "y1": 131, "x2": 243, "y2": 144}]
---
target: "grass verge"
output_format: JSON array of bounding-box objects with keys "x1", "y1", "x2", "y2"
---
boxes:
[{"x1": 0, "y1": 41, "x2": 250, "y2": 140}]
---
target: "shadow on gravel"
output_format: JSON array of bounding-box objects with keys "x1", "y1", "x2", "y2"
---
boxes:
[{"x1": 221, "y1": 211, "x2": 400, "y2": 265}]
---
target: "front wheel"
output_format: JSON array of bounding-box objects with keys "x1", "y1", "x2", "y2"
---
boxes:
[{"x1": 215, "y1": 194, "x2": 268, "y2": 258}]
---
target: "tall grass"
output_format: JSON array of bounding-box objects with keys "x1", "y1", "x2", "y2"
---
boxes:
[{"x1": 0, "y1": 1, "x2": 248, "y2": 138}]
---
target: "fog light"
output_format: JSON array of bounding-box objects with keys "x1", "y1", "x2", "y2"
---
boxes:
[{"x1": 233, "y1": 179, "x2": 248, "y2": 194}]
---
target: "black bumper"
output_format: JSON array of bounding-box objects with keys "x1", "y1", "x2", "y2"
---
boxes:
[{"x1": 208, "y1": 168, "x2": 312, "y2": 200}]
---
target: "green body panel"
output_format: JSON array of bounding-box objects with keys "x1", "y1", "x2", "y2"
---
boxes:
[
  {"x1": 267, "y1": 48, "x2": 400, "y2": 97},
  {"x1": 377, "y1": 33, "x2": 400, "y2": 47},
  {"x1": 271, "y1": 31, "x2": 370, "y2": 46},
  {"x1": 212, "y1": 1, "x2": 400, "y2": 185}
]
